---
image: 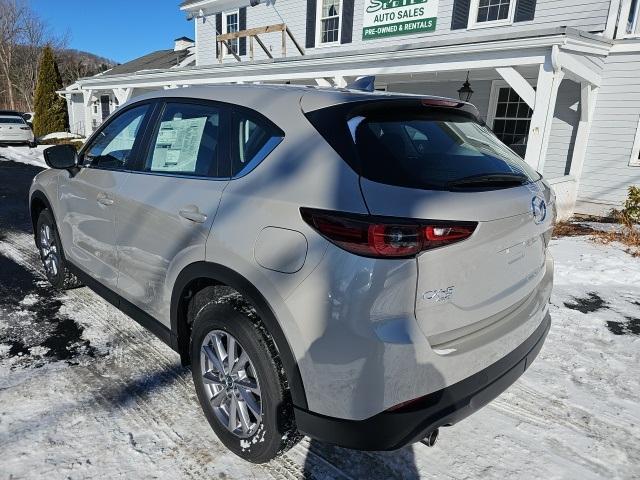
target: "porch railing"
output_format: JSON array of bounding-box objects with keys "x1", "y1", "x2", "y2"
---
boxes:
[{"x1": 216, "y1": 23, "x2": 305, "y2": 63}]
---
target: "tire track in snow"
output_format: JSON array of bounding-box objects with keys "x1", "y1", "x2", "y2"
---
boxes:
[
  {"x1": 0, "y1": 229, "x2": 344, "y2": 480},
  {"x1": 0, "y1": 230, "x2": 278, "y2": 478}
]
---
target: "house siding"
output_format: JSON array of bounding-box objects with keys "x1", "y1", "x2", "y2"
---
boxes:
[
  {"x1": 195, "y1": 16, "x2": 219, "y2": 65},
  {"x1": 579, "y1": 51, "x2": 640, "y2": 207},
  {"x1": 195, "y1": 0, "x2": 613, "y2": 66}
]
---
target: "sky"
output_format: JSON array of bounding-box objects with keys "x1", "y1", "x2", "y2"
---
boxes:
[{"x1": 31, "y1": 0, "x2": 194, "y2": 64}]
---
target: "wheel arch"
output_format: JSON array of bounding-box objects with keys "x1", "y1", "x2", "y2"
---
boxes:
[
  {"x1": 170, "y1": 261, "x2": 308, "y2": 409},
  {"x1": 30, "y1": 190, "x2": 54, "y2": 234}
]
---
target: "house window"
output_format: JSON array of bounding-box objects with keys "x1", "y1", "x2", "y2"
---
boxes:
[
  {"x1": 630, "y1": 116, "x2": 640, "y2": 167},
  {"x1": 225, "y1": 10, "x2": 239, "y2": 54},
  {"x1": 318, "y1": 0, "x2": 341, "y2": 44},
  {"x1": 469, "y1": 0, "x2": 516, "y2": 27},
  {"x1": 93, "y1": 101, "x2": 99, "y2": 115},
  {"x1": 491, "y1": 87, "x2": 533, "y2": 158},
  {"x1": 627, "y1": 0, "x2": 640, "y2": 36}
]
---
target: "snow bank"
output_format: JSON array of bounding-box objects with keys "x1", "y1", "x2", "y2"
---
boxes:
[
  {"x1": 38, "y1": 132, "x2": 84, "y2": 141},
  {"x1": 0, "y1": 145, "x2": 49, "y2": 168}
]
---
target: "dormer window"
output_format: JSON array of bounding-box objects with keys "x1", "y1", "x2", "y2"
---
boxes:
[
  {"x1": 468, "y1": 0, "x2": 516, "y2": 28},
  {"x1": 318, "y1": 0, "x2": 342, "y2": 45}
]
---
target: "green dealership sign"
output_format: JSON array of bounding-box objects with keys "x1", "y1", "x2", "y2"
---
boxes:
[{"x1": 362, "y1": 0, "x2": 439, "y2": 40}]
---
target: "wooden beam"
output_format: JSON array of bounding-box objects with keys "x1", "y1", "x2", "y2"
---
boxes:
[
  {"x1": 218, "y1": 39, "x2": 242, "y2": 62},
  {"x1": 496, "y1": 67, "x2": 536, "y2": 108},
  {"x1": 286, "y1": 26, "x2": 305, "y2": 55},
  {"x1": 282, "y1": 29, "x2": 286, "y2": 57},
  {"x1": 253, "y1": 34, "x2": 272, "y2": 59},
  {"x1": 217, "y1": 23, "x2": 285, "y2": 41}
]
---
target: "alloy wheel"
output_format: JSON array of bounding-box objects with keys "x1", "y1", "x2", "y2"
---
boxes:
[
  {"x1": 200, "y1": 330, "x2": 262, "y2": 438},
  {"x1": 39, "y1": 223, "x2": 59, "y2": 278}
]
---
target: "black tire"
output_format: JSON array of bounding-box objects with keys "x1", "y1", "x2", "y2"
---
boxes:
[
  {"x1": 28, "y1": 141, "x2": 37, "y2": 148},
  {"x1": 191, "y1": 300, "x2": 300, "y2": 463},
  {"x1": 35, "y1": 209, "x2": 82, "y2": 290}
]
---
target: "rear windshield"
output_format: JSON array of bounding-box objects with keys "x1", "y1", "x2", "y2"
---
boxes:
[
  {"x1": 304, "y1": 100, "x2": 541, "y2": 191},
  {"x1": 353, "y1": 112, "x2": 540, "y2": 190},
  {"x1": 0, "y1": 116, "x2": 25, "y2": 124}
]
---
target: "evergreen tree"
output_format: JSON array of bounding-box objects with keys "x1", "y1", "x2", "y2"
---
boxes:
[{"x1": 33, "y1": 45, "x2": 69, "y2": 137}]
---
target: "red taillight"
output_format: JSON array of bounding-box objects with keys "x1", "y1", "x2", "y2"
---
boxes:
[{"x1": 301, "y1": 208, "x2": 476, "y2": 259}]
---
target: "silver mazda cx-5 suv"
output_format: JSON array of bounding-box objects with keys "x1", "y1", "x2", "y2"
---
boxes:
[{"x1": 30, "y1": 85, "x2": 554, "y2": 463}]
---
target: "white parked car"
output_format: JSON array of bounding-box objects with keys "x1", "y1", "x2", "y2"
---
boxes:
[
  {"x1": 0, "y1": 111, "x2": 36, "y2": 147},
  {"x1": 30, "y1": 85, "x2": 555, "y2": 463}
]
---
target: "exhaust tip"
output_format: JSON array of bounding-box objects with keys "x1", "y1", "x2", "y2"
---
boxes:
[{"x1": 421, "y1": 428, "x2": 439, "y2": 447}]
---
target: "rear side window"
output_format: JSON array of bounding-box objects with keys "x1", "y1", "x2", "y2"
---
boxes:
[
  {"x1": 144, "y1": 103, "x2": 224, "y2": 178},
  {"x1": 230, "y1": 109, "x2": 283, "y2": 177},
  {"x1": 0, "y1": 116, "x2": 26, "y2": 124},
  {"x1": 306, "y1": 102, "x2": 540, "y2": 191},
  {"x1": 84, "y1": 104, "x2": 149, "y2": 169}
]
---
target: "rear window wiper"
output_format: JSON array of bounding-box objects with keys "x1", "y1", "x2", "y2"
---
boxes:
[{"x1": 447, "y1": 173, "x2": 529, "y2": 189}]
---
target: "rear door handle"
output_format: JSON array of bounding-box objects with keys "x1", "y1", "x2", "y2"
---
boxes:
[
  {"x1": 97, "y1": 193, "x2": 114, "y2": 206},
  {"x1": 179, "y1": 208, "x2": 207, "y2": 224}
]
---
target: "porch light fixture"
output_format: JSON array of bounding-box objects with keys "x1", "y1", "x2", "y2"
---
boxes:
[{"x1": 458, "y1": 72, "x2": 474, "y2": 102}]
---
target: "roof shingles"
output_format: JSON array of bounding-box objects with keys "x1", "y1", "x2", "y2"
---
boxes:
[{"x1": 104, "y1": 49, "x2": 191, "y2": 76}]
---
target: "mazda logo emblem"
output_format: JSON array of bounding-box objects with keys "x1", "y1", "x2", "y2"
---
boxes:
[{"x1": 532, "y1": 196, "x2": 547, "y2": 224}]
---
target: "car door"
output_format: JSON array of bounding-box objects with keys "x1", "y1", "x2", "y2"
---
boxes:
[
  {"x1": 114, "y1": 100, "x2": 231, "y2": 326},
  {"x1": 57, "y1": 103, "x2": 152, "y2": 289}
]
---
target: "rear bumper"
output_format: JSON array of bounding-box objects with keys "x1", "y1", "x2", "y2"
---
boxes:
[
  {"x1": 0, "y1": 137, "x2": 33, "y2": 144},
  {"x1": 294, "y1": 311, "x2": 551, "y2": 451}
]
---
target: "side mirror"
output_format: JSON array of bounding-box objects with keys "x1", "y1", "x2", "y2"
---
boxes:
[{"x1": 44, "y1": 144, "x2": 79, "y2": 170}]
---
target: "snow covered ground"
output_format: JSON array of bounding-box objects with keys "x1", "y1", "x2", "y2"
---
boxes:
[
  {"x1": 0, "y1": 145, "x2": 49, "y2": 168},
  {"x1": 0, "y1": 156, "x2": 638, "y2": 479}
]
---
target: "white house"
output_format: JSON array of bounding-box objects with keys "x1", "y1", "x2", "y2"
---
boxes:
[{"x1": 59, "y1": 0, "x2": 640, "y2": 219}]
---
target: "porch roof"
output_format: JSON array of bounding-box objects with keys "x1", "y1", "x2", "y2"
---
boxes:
[{"x1": 74, "y1": 26, "x2": 611, "y2": 91}]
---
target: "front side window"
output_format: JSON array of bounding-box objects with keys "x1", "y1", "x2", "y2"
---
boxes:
[
  {"x1": 491, "y1": 87, "x2": 533, "y2": 158},
  {"x1": 145, "y1": 103, "x2": 223, "y2": 177},
  {"x1": 226, "y1": 11, "x2": 239, "y2": 54},
  {"x1": 231, "y1": 110, "x2": 284, "y2": 177},
  {"x1": 319, "y1": 0, "x2": 341, "y2": 44},
  {"x1": 84, "y1": 104, "x2": 149, "y2": 169}
]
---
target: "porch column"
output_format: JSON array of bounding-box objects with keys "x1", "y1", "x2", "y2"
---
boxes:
[
  {"x1": 569, "y1": 83, "x2": 599, "y2": 179},
  {"x1": 113, "y1": 87, "x2": 133, "y2": 105},
  {"x1": 524, "y1": 61, "x2": 565, "y2": 173},
  {"x1": 82, "y1": 89, "x2": 94, "y2": 137}
]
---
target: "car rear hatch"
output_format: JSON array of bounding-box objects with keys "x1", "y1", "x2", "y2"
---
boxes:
[
  {"x1": 0, "y1": 116, "x2": 29, "y2": 139},
  {"x1": 303, "y1": 95, "x2": 554, "y2": 344}
]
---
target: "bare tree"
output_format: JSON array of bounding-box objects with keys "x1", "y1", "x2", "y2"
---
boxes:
[
  {"x1": 0, "y1": 0, "x2": 27, "y2": 110},
  {"x1": 12, "y1": 16, "x2": 66, "y2": 111}
]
